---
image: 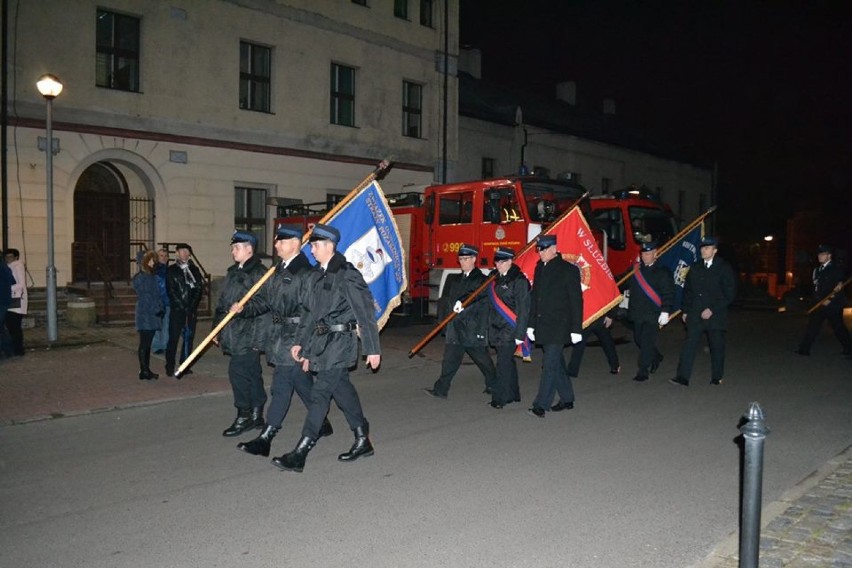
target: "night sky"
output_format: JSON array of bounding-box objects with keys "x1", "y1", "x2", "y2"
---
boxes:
[{"x1": 460, "y1": 1, "x2": 852, "y2": 248}]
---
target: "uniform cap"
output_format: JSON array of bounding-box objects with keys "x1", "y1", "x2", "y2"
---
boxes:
[
  {"x1": 458, "y1": 243, "x2": 479, "y2": 257},
  {"x1": 817, "y1": 244, "x2": 833, "y2": 254},
  {"x1": 231, "y1": 230, "x2": 258, "y2": 249},
  {"x1": 536, "y1": 234, "x2": 556, "y2": 249},
  {"x1": 640, "y1": 240, "x2": 658, "y2": 252},
  {"x1": 309, "y1": 223, "x2": 340, "y2": 244},
  {"x1": 494, "y1": 246, "x2": 516, "y2": 261},
  {"x1": 274, "y1": 224, "x2": 302, "y2": 241},
  {"x1": 700, "y1": 236, "x2": 719, "y2": 247}
]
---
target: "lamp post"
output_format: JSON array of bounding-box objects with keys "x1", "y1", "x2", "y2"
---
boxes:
[{"x1": 36, "y1": 73, "x2": 63, "y2": 343}]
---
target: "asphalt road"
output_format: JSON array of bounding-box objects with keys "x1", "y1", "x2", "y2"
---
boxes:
[{"x1": 1, "y1": 311, "x2": 850, "y2": 568}]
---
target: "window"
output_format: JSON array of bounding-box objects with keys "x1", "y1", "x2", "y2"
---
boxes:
[
  {"x1": 394, "y1": 0, "x2": 408, "y2": 18},
  {"x1": 481, "y1": 158, "x2": 495, "y2": 179},
  {"x1": 96, "y1": 9, "x2": 140, "y2": 92},
  {"x1": 485, "y1": 188, "x2": 521, "y2": 223},
  {"x1": 439, "y1": 192, "x2": 473, "y2": 225},
  {"x1": 601, "y1": 177, "x2": 612, "y2": 194},
  {"x1": 240, "y1": 41, "x2": 271, "y2": 112},
  {"x1": 235, "y1": 187, "x2": 268, "y2": 255},
  {"x1": 420, "y1": 0, "x2": 434, "y2": 27},
  {"x1": 330, "y1": 63, "x2": 356, "y2": 126},
  {"x1": 593, "y1": 208, "x2": 625, "y2": 250},
  {"x1": 402, "y1": 81, "x2": 423, "y2": 138}
]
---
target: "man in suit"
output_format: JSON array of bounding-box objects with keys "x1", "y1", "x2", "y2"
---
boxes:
[
  {"x1": 670, "y1": 237, "x2": 737, "y2": 386},
  {"x1": 526, "y1": 234, "x2": 584, "y2": 417},
  {"x1": 795, "y1": 245, "x2": 852, "y2": 357}
]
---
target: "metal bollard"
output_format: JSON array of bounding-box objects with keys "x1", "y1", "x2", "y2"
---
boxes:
[{"x1": 739, "y1": 402, "x2": 770, "y2": 568}]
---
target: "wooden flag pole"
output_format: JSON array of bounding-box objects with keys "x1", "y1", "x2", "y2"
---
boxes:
[
  {"x1": 177, "y1": 159, "x2": 392, "y2": 376},
  {"x1": 805, "y1": 276, "x2": 852, "y2": 315}
]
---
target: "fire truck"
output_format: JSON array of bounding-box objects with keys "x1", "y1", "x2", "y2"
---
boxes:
[{"x1": 274, "y1": 176, "x2": 677, "y2": 317}]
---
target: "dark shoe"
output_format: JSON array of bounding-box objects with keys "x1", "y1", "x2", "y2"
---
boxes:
[
  {"x1": 338, "y1": 426, "x2": 374, "y2": 462},
  {"x1": 794, "y1": 349, "x2": 810, "y2": 356},
  {"x1": 250, "y1": 407, "x2": 265, "y2": 430},
  {"x1": 165, "y1": 367, "x2": 175, "y2": 378},
  {"x1": 489, "y1": 401, "x2": 504, "y2": 409},
  {"x1": 710, "y1": 378, "x2": 723, "y2": 386},
  {"x1": 528, "y1": 406, "x2": 546, "y2": 418},
  {"x1": 550, "y1": 401, "x2": 574, "y2": 412},
  {"x1": 138, "y1": 371, "x2": 150, "y2": 381},
  {"x1": 632, "y1": 374, "x2": 649, "y2": 382},
  {"x1": 669, "y1": 377, "x2": 690, "y2": 387},
  {"x1": 181, "y1": 369, "x2": 193, "y2": 376},
  {"x1": 223, "y1": 408, "x2": 254, "y2": 437},
  {"x1": 271, "y1": 436, "x2": 316, "y2": 473},
  {"x1": 610, "y1": 365, "x2": 621, "y2": 374},
  {"x1": 423, "y1": 387, "x2": 447, "y2": 399},
  {"x1": 237, "y1": 425, "x2": 278, "y2": 457},
  {"x1": 318, "y1": 417, "x2": 334, "y2": 439},
  {"x1": 650, "y1": 355, "x2": 664, "y2": 374}
]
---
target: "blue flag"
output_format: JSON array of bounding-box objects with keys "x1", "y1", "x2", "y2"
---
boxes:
[
  {"x1": 302, "y1": 181, "x2": 407, "y2": 329},
  {"x1": 657, "y1": 224, "x2": 703, "y2": 311}
]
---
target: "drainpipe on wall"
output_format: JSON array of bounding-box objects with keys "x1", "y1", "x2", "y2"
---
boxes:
[{"x1": 2, "y1": 0, "x2": 9, "y2": 250}]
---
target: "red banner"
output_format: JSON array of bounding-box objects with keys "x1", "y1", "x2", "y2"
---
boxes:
[{"x1": 515, "y1": 208, "x2": 622, "y2": 328}]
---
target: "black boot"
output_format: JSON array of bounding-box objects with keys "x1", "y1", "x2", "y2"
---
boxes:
[
  {"x1": 271, "y1": 436, "x2": 315, "y2": 473},
  {"x1": 222, "y1": 408, "x2": 254, "y2": 437},
  {"x1": 237, "y1": 425, "x2": 278, "y2": 456},
  {"x1": 250, "y1": 406, "x2": 265, "y2": 430},
  {"x1": 338, "y1": 426, "x2": 374, "y2": 462},
  {"x1": 138, "y1": 345, "x2": 158, "y2": 380},
  {"x1": 318, "y1": 417, "x2": 334, "y2": 438}
]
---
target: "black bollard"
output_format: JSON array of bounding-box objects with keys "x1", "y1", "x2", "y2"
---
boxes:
[{"x1": 739, "y1": 402, "x2": 770, "y2": 568}]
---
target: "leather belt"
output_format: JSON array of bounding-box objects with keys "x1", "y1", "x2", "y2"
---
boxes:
[
  {"x1": 315, "y1": 321, "x2": 357, "y2": 335},
  {"x1": 272, "y1": 315, "x2": 300, "y2": 324}
]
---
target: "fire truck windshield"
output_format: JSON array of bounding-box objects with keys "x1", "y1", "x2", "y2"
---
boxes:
[
  {"x1": 629, "y1": 206, "x2": 677, "y2": 244},
  {"x1": 522, "y1": 181, "x2": 586, "y2": 222}
]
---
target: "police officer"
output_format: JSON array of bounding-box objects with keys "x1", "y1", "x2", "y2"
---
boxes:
[
  {"x1": 424, "y1": 243, "x2": 496, "y2": 399},
  {"x1": 237, "y1": 225, "x2": 333, "y2": 458},
  {"x1": 795, "y1": 245, "x2": 852, "y2": 357},
  {"x1": 670, "y1": 236, "x2": 737, "y2": 386},
  {"x1": 626, "y1": 241, "x2": 674, "y2": 382},
  {"x1": 486, "y1": 246, "x2": 530, "y2": 408},
  {"x1": 213, "y1": 231, "x2": 271, "y2": 436},
  {"x1": 273, "y1": 223, "x2": 381, "y2": 473},
  {"x1": 526, "y1": 234, "x2": 583, "y2": 417}
]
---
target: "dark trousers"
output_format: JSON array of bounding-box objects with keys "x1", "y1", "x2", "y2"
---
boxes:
[
  {"x1": 492, "y1": 343, "x2": 521, "y2": 404},
  {"x1": 533, "y1": 343, "x2": 575, "y2": 409},
  {"x1": 798, "y1": 308, "x2": 852, "y2": 354},
  {"x1": 301, "y1": 367, "x2": 366, "y2": 440},
  {"x1": 137, "y1": 329, "x2": 155, "y2": 371},
  {"x1": 5, "y1": 311, "x2": 24, "y2": 356},
  {"x1": 228, "y1": 351, "x2": 267, "y2": 410},
  {"x1": 0, "y1": 310, "x2": 13, "y2": 357},
  {"x1": 266, "y1": 363, "x2": 314, "y2": 429},
  {"x1": 567, "y1": 322, "x2": 620, "y2": 376},
  {"x1": 432, "y1": 343, "x2": 496, "y2": 396},
  {"x1": 633, "y1": 320, "x2": 661, "y2": 376},
  {"x1": 676, "y1": 321, "x2": 726, "y2": 382},
  {"x1": 165, "y1": 309, "x2": 198, "y2": 370}
]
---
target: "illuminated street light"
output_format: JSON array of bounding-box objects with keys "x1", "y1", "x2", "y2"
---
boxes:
[
  {"x1": 37, "y1": 73, "x2": 63, "y2": 343},
  {"x1": 763, "y1": 235, "x2": 774, "y2": 242}
]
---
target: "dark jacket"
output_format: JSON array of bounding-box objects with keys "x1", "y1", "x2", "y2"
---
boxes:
[
  {"x1": 441, "y1": 269, "x2": 489, "y2": 347},
  {"x1": 627, "y1": 262, "x2": 674, "y2": 323},
  {"x1": 295, "y1": 252, "x2": 380, "y2": 372},
  {"x1": 166, "y1": 260, "x2": 203, "y2": 313},
  {"x1": 529, "y1": 255, "x2": 583, "y2": 344},
  {"x1": 812, "y1": 261, "x2": 847, "y2": 312},
  {"x1": 0, "y1": 262, "x2": 15, "y2": 310},
  {"x1": 213, "y1": 255, "x2": 270, "y2": 356},
  {"x1": 155, "y1": 262, "x2": 170, "y2": 309},
  {"x1": 265, "y1": 252, "x2": 312, "y2": 366},
  {"x1": 487, "y1": 263, "x2": 531, "y2": 346},
  {"x1": 133, "y1": 272, "x2": 164, "y2": 331},
  {"x1": 682, "y1": 256, "x2": 737, "y2": 330}
]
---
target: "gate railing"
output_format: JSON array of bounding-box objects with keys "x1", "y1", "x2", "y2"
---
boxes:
[{"x1": 71, "y1": 241, "x2": 117, "y2": 322}]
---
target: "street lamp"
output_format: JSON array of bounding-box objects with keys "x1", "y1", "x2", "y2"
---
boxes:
[{"x1": 37, "y1": 73, "x2": 63, "y2": 343}]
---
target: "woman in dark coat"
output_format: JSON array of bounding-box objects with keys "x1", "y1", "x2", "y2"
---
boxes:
[{"x1": 133, "y1": 250, "x2": 164, "y2": 380}]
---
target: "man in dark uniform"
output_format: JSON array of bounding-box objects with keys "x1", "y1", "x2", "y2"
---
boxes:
[
  {"x1": 795, "y1": 245, "x2": 852, "y2": 357},
  {"x1": 485, "y1": 246, "x2": 530, "y2": 408},
  {"x1": 212, "y1": 231, "x2": 271, "y2": 436},
  {"x1": 237, "y1": 225, "x2": 332, "y2": 458},
  {"x1": 424, "y1": 243, "x2": 496, "y2": 399},
  {"x1": 273, "y1": 223, "x2": 381, "y2": 473},
  {"x1": 626, "y1": 241, "x2": 674, "y2": 382},
  {"x1": 670, "y1": 236, "x2": 737, "y2": 386},
  {"x1": 526, "y1": 234, "x2": 583, "y2": 417},
  {"x1": 165, "y1": 243, "x2": 203, "y2": 377}
]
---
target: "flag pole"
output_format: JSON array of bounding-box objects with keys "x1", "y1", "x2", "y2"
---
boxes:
[
  {"x1": 805, "y1": 276, "x2": 852, "y2": 315},
  {"x1": 407, "y1": 192, "x2": 589, "y2": 358},
  {"x1": 177, "y1": 159, "x2": 392, "y2": 376}
]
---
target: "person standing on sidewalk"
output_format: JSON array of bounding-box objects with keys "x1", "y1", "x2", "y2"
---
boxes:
[
  {"x1": 132, "y1": 250, "x2": 164, "y2": 380},
  {"x1": 165, "y1": 243, "x2": 203, "y2": 377},
  {"x1": 273, "y1": 223, "x2": 381, "y2": 473},
  {"x1": 3, "y1": 249, "x2": 28, "y2": 357},
  {"x1": 526, "y1": 234, "x2": 583, "y2": 417},
  {"x1": 670, "y1": 237, "x2": 737, "y2": 387},
  {"x1": 237, "y1": 225, "x2": 333, "y2": 458},
  {"x1": 0, "y1": 259, "x2": 16, "y2": 359},
  {"x1": 212, "y1": 231, "x2": 271, "y2": 437},
  {"x1": 795, "y1": 245, "x2": 852, "y2": 357},
  {"x1": 151, "y1": 248, "x2": 170, "y2": 354},
  {"x1": 423, "y1": 243, "x2": 496, "y2": 400}
]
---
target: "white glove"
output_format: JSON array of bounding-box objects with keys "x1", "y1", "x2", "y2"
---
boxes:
[
  {"x1": 453, "y1": 300, "x2": 464, "y2": 313},
  {"x1": 658, "y1": 312, "x2": 670, "y2": 326},
  {"x1": 526, "y1": 328, "x2": 535, "y2": 341},
  {"x1": 570, "y1": 333, "x2": 582, "y2": 344},
  {"x1": 514, "y1": 338, "x2": 524, "y2": 346}
]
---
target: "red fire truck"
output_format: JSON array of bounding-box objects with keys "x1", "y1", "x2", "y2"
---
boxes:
[{"x1": 274, "y1": 176, "x2": 677, "y2": 316}]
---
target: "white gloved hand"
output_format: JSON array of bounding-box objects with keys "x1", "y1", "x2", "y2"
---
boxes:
[
  {"x1": 570, "y1": 333, "x2": 583, "y2": 344},
  {"x1": 658, "y1": 312, "x2": 670, "y2": 326},
  {"x1": 526, "y1": 328, "x2": 535, "y2": 341},
  {"x1": 514, "y1": 338, "x2": 524, "y2": 346},
  {"x1": 453, "y1": 300, "x2": 464, "y2": 313}
]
